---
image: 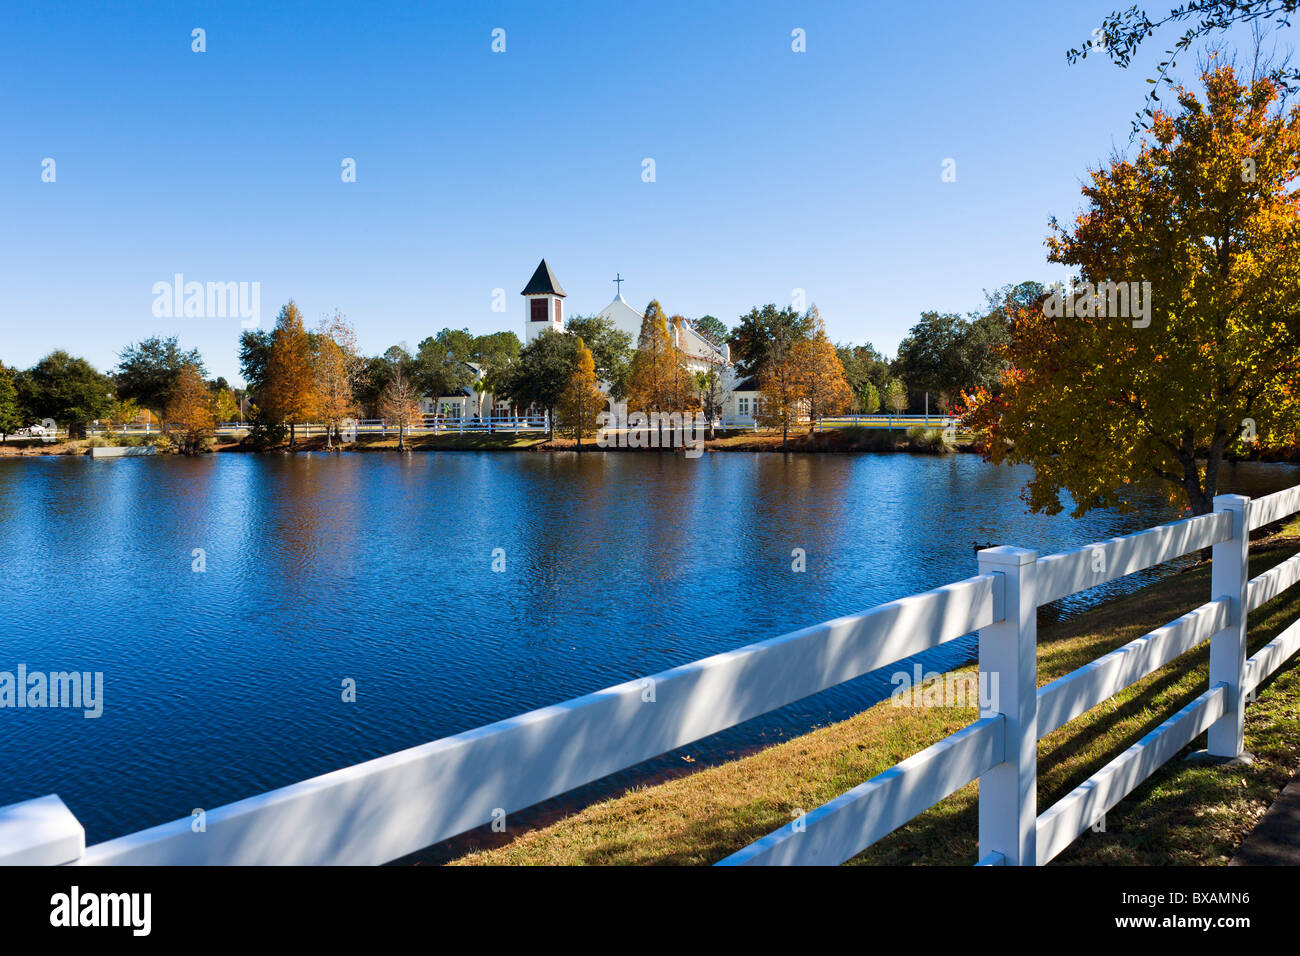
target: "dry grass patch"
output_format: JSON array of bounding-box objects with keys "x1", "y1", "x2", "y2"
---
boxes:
[{"x1": 451, "y1": 522, "x2": 1300, "y2": 866}]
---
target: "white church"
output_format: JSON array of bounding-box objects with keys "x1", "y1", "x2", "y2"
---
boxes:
[{"x1": 423, "y1": 260, "x2": 760, "y2": 422}]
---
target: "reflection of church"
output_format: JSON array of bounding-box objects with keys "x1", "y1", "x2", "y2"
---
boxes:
[{"x1": 421, "y1": 260, "x2": 760, "y2": 422}]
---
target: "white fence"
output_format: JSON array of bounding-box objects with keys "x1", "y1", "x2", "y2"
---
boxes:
[
  {"x1": 814, "y1": 414, "x2": 958, "y2": 432},
  {"x1": 4, "y1": 486, "x2": 1300, "y2": 866},
  {"x1": 82, "y1": 413, "x2": 953, "y2": 441},
  {"x1": 86, "y1": 415, "x2": 552, "y2": 439}
]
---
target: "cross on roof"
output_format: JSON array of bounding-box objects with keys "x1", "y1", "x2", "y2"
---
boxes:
[{"x1": 613, "y1": 273, "x2": 624, "y2": 296}]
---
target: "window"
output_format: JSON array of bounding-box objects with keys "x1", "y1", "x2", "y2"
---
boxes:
[
  {"x1": 530, "y1": 299, "x2": 548, "y2": 322},
  {"x1": 738, "y1": 397, "x2": 750, "y2": 416}
]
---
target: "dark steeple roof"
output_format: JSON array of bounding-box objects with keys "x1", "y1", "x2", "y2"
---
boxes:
[{"x1": 520, "y1": 259, "x2": 566, "y2": 297}]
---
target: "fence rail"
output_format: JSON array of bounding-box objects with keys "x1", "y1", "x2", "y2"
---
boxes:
[
  {"x1": 4, "y1": 485, "x2": 1300, "y2": 867},
  {"x1": 83, "y1": 413, "x2": 958, "y2": 440}
]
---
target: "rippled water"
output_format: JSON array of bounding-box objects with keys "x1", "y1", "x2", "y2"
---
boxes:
[{"x1": 1, "y1": 451, "x2": 1296, "y2": 845}]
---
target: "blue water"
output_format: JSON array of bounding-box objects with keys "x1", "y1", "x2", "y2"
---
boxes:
[{"x1": 1, "y1": 451, "x2": 1296, "y2": 847}]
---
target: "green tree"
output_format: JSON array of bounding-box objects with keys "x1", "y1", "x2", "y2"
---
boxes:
[
  {"x1": 860, "y1": 380, "x2": 881, "y2": 414},
  {"x1": 239, "y1": 328, "x2": 274, "y2": 397},
  {"x1": 893, "y1": 312, "x2": 968, "y2": 410},
  {"x1": 500, "y1": 329, "x2": 579, "y2": 438},
  {"x1": 19, "y1": 351, "x2": 115, "y2": 438},
  {"x1": 565, "y1": 314, "x2": 634, "y2": 400},
  {"x1": 114, "y1": 336, "x2": 206, "y2": 416},
  {"x1": 0, "y1": 362, "x2": 21, "y2": 439},
  {"x1": 471, "y1": 331, "x2": 522, "y2": 407},
  {"x1": 414, "y1": 331, "x2": 473, "y2": 403},
  {"x1": 691, "y1": 315, "x2": 730, "y2": 348},
  {"x1": 731, "y1": 304, "x2": 813, "y2": 382},
  {"x1": 883, "y1": 378, "x2": 907, "y2": 415}
]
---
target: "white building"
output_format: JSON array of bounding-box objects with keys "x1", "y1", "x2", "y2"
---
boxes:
[{"x1": 422, "y1": 259, "x2": 762, "y2": 424}]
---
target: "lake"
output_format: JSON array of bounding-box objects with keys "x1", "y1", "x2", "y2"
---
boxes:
[{"x1": 2, "y1": 450, "x2": 1297, "y2": 848}]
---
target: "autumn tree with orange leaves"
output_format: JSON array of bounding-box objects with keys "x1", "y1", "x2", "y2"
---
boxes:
[
  {"x1": 165, "y1": 363, "x2": 216, "y2": 455},
  {"x1": 793, "y1": 307, "x2": 854, "y2": 429},
  {"x1": 314, "y1": 311, "x2": 362, "y2": 450},
  {"x1": 962, "y1": 66, "x2": 1300, "y2": 515},
  {"x1": 263, "y1": 301, "x2": 319, "y2": 449},
  {"x1": 555, "y1": 338, "x2": 605, "y2": 450}
]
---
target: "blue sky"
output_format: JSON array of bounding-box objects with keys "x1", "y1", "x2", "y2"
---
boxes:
[{"x1": 0, "y1": 0, "x2": 1252, "y2": 383}]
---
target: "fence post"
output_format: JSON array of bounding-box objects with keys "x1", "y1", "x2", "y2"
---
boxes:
[
  {"x1": 977, "y1": 545, "x2": 1039, "y2": 865},
  {"x1": 1207, "y1": 493, "x2": 1250, "y2": 759}
]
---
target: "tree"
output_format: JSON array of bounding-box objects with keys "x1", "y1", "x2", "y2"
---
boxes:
[
  {"x1": 471, "y1": 331, "x2": 522, "y2": 409},
  {"x1": 238, "y1": 328, "x2": 273, "y2": 395},
  {"x1": 262, "y1": 302, "x2": 319, "y2": 448},
  {"x1": 414, "y1": 330, "x2": 474, "y2": 403},
  {"x1": 893, "y1": 312, "x2": 968, "y2": 410},
  {"x1": 691, "y1": 315, "x2": 730, "y2": 348},
  {"x1": 963, "y1": 282, "x2": 1039, "y2": 395},
  {"x1": 883, "y1": 378, "x2": 907, "y2": 415},
  {"x1": 757, "y1": 347, "x2": 803, "y2": 449},
  {"x1": 114, "y1": 336, "x2": 206, "y2": 416},
  {"x1": 315, "y1": 312, "x2": 362, "y2": 449},
  {"x1": 793, "y1": 309, "x2": 855, "y2": 427},
  {"x1": 19, "y1": 351, "x2": 115, "y2": 438},
  {"x1": 565, "y1": 314, "x2": 634, "y2": 400},
  {"x1": 499, "y1": 329, "x2": 578, "y2": 438},
  {"x1": 377, "y1": 366, "x2": 422, "y2": 451},
  {"x1": 963, "y1": 66, "x2": 1300, "y2": 516},
  {"x1": 836, "y1": 344, "x2": 870, "y2": 409},
  {"x1": 355, "y1": 351, "x2": 400, "y2": 417},
  {"x1": 0, "y1": 363, "x2": 21, "y2": 439},
  {"x1": 1067, "y1": 0, "x2": 1300, "y2": 132},
  {"x1": 625, "y1": 300, "x2": 689, "y2": 415},
  {"x1": 165, "y1": 364, "x2": 216, "y2": 454},
  {"x1": 211, "y1": 386, "x2": 239, "y2": 424},
  {"x1": 693, "y1": 366, "x2": 732, "y2": 439},
  {"x1": 555, "y1": 339, "x2": 605, "y2": 450},
  {"x1": 731, "y1": 304, "x2": 813, "y2": 381},
  {"x1": 860, "y1": 380, "x2": 881, "y2": 414}
]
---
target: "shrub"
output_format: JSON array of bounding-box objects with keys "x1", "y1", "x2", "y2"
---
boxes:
[{"x1": 906, "y1": 426, "x2": 955, "y2": 455}]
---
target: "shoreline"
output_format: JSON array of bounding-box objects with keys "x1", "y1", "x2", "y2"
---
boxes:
[
  {"x1": 446, "y1": 522, "x2": 1300, "y2": 866},
  {"x1": 1, "y1": 427, "x2": 982, "y2": 457},
  {"x1": 8, "y1": 431, "x2": 1300, "y2": 462}
]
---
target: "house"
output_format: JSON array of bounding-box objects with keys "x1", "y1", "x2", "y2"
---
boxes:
[{"x1": 417, "y1": 362, "x2": 505, "y2": 420}]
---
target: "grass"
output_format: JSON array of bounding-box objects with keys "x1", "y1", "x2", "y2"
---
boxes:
[{"x1": 448, "y1": 520, "x2": 1300, "y2": 866}]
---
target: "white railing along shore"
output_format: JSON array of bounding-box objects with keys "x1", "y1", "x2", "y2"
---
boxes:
[
  {"x1": 3, "y1": 486, "x2": 1300, "y2": 866},
  {"x1": 78, "y1": 413, "x2": 957, "y2": 441}
]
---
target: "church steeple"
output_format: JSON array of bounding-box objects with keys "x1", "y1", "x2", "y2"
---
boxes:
[{"x1": 522, "y1": 259, "x2": 565, "y2": 344}]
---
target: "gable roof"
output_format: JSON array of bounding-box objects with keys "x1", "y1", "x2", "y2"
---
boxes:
[{"x1": 521, "y1": 259, "x2": 566, "y2": 297}]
